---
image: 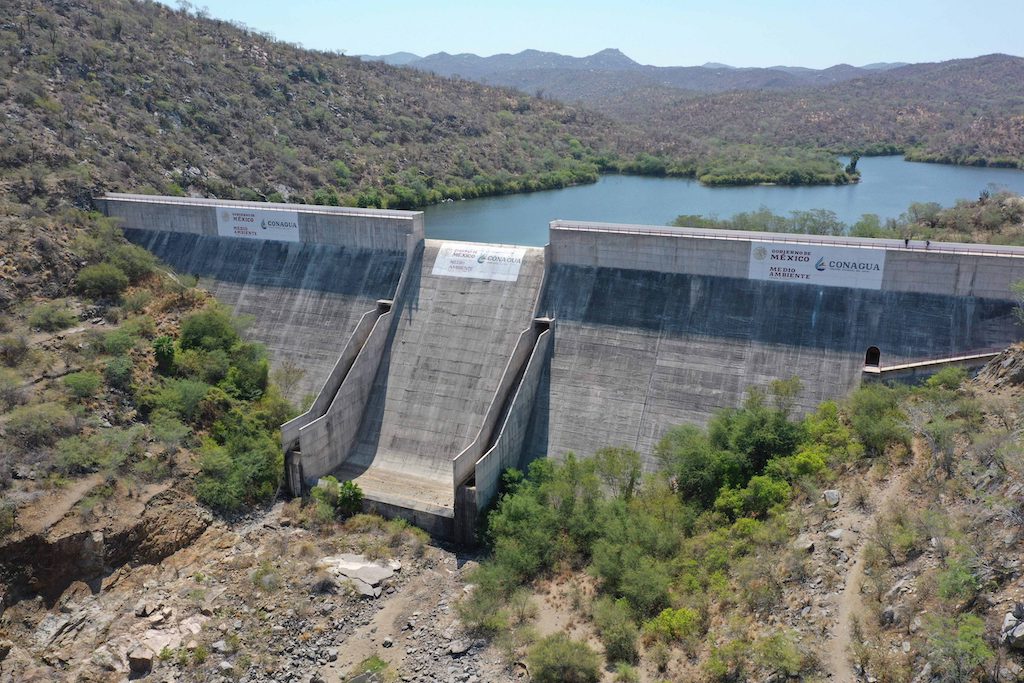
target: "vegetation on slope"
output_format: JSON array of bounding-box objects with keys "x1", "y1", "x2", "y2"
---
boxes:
[
  {"x1": 0, "y1": 0, "x2": 860, "y2": 210},
  {"x1": 674, "y1": 190, "x2": 1024, "y2": 245},
  {"x1": 609, "y1": 55, "x2": 1024, "y2": 170},
  {"x1": 461, "y1": 368, "x2": 1023, "y2": 682}
]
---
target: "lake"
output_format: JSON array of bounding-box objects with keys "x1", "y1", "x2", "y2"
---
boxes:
[{"x1": 423, "y1": 156, "x2": 1024, "y2": 246}]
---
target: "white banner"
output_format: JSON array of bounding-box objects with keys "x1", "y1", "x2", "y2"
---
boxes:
[
  {"x1": 216, "y1": 208, "x2": 300, "y2": 242},
  {"x1": 748, "y1": 241, "x2": 886, "y2": 290},
  {"x1": 431, "y1": 243, "x2": 526, "y2": 282}
]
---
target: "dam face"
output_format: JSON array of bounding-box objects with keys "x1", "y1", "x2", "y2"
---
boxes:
[{"x1": 98, "y1": 195, "x2": 1024, "y2": 541}]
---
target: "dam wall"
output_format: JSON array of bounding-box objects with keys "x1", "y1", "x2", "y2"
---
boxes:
[
  {"x1": 529, "y1": 222, "x2": 1024, "y2": 470},
  {"x1": 98, "y1": 194, "x2": 420, "y2": 400}
]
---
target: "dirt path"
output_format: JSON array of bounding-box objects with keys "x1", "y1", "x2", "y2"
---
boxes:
[
  {"x1": 825, "y1": 464, "x2": 911, "y2": 682},
  {"x1": 15, "y1": 473, "x2": 104, "y2": 535}
]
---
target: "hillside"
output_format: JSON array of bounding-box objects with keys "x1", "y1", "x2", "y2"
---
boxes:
[
  {"x1": 607, "y1": 54, "x2": 1024, "y2": 168},
  {"x1": 0, "y1": 0, "x2": 663, "y2": 211}
]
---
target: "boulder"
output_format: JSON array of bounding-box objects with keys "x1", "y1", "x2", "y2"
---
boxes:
[
  {"x1": 127, "y1": 646, "x2": 154, "y2": 674},
  {"x1": 1000, "y1": 604, "x2": 1024, "y2": 650},
  {"x1": 822, "y1": 490, "x2": 841, "y2": 507}
]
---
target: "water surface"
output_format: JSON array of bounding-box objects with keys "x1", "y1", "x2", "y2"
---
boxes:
[{"x1": 423, "y1": 156, "x2": 1024, "y2": 246}]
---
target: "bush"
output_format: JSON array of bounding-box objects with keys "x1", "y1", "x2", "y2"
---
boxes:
[
  {"x1": 925, "y1": 614, "x2": 993, "y2": 683},
  {"x1": 101, "y1": 328, "x2": 138, "y2": 355},
  {"x1": 177, "y1": 348, "x2": 230, "y2": 384},
  {"x1": 6, "y1": 402, "x2": 75, "y2": 448},
  {"x1": 64, "y1": 371, "x2": 102, "y2": 398},
  {"x1": 194, "y1": 410, "x2": 283, "y2": 511},
  {"x1": 153, "y1": 335, "x2": 175, "y2": 375},
  {"x1": 150, "y1": 408, "x2": 191, "y2": 450},
  {"x1": 311, "y1": 476, "x2": 364, "y2": 519},
  {"x1": 28, "y1": 301, "x2": 77, "y2": 332},
  {"x1": 926, "y1": 366, "x2": 968, "y2": 390},
  {"x1": 108, "y1": 243, "x2": 157, "y2": 282},
  {"x1": 142, "y1": 378, "x2": 212, "y2": 423},
  {"x1": 104, "y1": 355, "x2": 134, "y2": 391},
  {"x1": 526, "y1": 634, "x2": 601, "y2": 683},
  {"x1": 0, "y1": 334, "x2": 30, "y2": 367},
  {"x1": 592, "y1": 597, "x2": 638, "y2": 664},
  {"x1": 56, "y1": 426, "x2": 145, "y2": 474},
  {"x1": 848, "y1": 384, "x2": 909, "y2": 457},
  {"x1": 643, "y1": 607, "x2": 702, "y2": 646},
  {"x1": 937, "y1": 559, "x2": 981, "y2": 602},
  {"x1": 223, "y1": 342, "x2": 269, "y2": 400},
  {"x1": 77, "y1": 262, "x2": 129, "y2": 299},
  {"x1": 179, "y1": 305, "x2": 240, "y2": 352},
  {"x1": 0, "y1": 368, "x2": 21, "y2": 409},
  {"x1": 714, "y1": 475, "x2": 790, "y2": 520}
]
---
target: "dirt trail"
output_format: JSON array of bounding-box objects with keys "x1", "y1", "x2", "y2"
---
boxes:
[
  {"x1": 825, "y1": 463, "x2": 911, "y2": 682},
  {"x1": 15, "y1": 473, "x2": 104, "y2": 534}
]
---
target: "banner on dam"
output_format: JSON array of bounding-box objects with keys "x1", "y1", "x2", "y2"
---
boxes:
[
  {"x1": 216, "y1": 208, "x2": 300, "y2": 242},
  {"x1": 432, "y1": 243, "x2": 526, "y2": 281},
  {"x1": 748, "y1": 241, "x2": 886, "y2": 289}
]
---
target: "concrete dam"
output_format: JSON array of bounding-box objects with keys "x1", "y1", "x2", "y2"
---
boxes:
[{"x1": 97, "y1": 194, "x2": 1024, "y2": 540}]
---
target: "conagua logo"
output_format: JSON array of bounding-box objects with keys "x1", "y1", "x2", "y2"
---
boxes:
[
  {"x1": 221, "y1": 211, "x2": 231, "y2": 222},
  {"x1": 260, "y1": 219, "x2": 267, "y2": 230},
  {"x1": 815, "y1": 257, "x2": 826, "y2": 272},
  {"x1": 753, "y1": 246, "x2": 768, "y2": 261}
]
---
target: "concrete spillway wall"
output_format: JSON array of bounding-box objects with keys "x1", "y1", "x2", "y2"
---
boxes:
[{"x1": 529, "y1": 221, "x2": 1024, "y2": 470}]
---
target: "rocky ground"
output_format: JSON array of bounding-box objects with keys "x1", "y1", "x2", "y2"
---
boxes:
[{"x1": 0, "y1": 492, "x2": 520, "y2": 683}]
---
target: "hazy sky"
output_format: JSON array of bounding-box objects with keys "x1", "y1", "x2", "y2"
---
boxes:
[{"x1": 168, "y1": 0, "x2": 1023, "y2": 67}]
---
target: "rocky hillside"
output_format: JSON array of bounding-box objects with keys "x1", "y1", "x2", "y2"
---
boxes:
[{"x1": 1, "y1": 0, "x2": 662, "y2": 211}]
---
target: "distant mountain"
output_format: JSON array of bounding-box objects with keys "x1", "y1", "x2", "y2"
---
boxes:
[
  {"x1": 405, "y1": 48, "x2": 902, "y2": 99},
  {"x1": 606, "y1": 54, "x2": 1024, "y2": 169},
  {"x1": 358, "y1": 51, "x2": 422, "y2": 66},
  {"x1": 860, "y1": 62, "x2": 910, "y2": 70}
]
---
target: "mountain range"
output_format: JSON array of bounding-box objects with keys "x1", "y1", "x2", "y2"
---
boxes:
[{"x1": 359, "y1": 48, "x2": 912, "y2": 98}]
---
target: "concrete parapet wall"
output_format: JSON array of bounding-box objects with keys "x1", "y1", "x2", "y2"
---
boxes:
[
  {"x1": 475, "y1": 329, "x2": 552, "y2": 512},
  {"x1": 549, "y1": 220, "x2": 1024, "y2": 301},
  {"x1": 297, "y1": 311, "x2": 393, "y2": 486},
  {"x1": 281, "y1": 308, "x2": 382, "y2": 455},
  {"x1": 452, "y1": 325, "x2": 539, "y2": 487},
  {"x1": 97, "y1": 193, "x2": 423, "y2": 251}
]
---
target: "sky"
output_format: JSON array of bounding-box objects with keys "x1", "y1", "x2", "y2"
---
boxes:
[{"x1": 166, "y1": 0, "x2": 1023, "y2": 68}]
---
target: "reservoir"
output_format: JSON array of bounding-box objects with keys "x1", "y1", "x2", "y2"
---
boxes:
[{"x1": 423, "y1": 156, "x2": 1024, "y2": 246}]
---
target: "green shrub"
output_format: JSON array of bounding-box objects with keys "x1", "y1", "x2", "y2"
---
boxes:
[
  {"x1": 177, "y1": 348, "x2": 230, "y2": 384},
  {"x1": 101, "y1": 328, "x2": 138, "y2": 355},
  {"x1": 150, "y1": 408, "x2": 191, "y2": 450},
  {"x1": 0, "y1": 368, "x2": 21, "y2": 409},
  {"x1": 56, "y1": 426, "x2": 145, "y2": 474},
  {"x1": 926, "y1": 366, "x2": 968, "y2": 390},
  {"x1": 925, "y1": 614, "x2": 993, "y2": 683},
  {"x1": 755, "y1": 631, "x2": 804, "y2": 677},
  {"x1": 592, "y1": 597, "x2": 638, "y2": 664},
  {"x1": 0, "y1": 334, "x2": 30, "y2": 367},
  {"x1": 63, "y1": 371, "x2": 102, "y2": 398},
  {"x1": 223, "y1": 342, "x2": 269, "y2": 400},
  {"x1": 6, "y1": 402, "x2": 75, "y2": 447},
  {"x1": 153, "y1": 335, "x2": 175, "y2": 375},
  {"x1": 848, "y1": 384, "x2": 909, "y2": 456},
  {"x1": 714, "y1": 475, "x2": 790, "y2": 520},
  {"x1": 643, "y1": 607, "x2": 702, "y2": 646},
  {"x1": 77, "y1": 262, "x2": 129, "y2": 299},
  {"x1": 142, "y1": 378, "x2": 212, "y2": 423},
  {"x1": 122, "y1": 289, "x2": 153, "y2": 313},
  {"x1": 526, "y1": 634, "x2": 601, "y2": 683},
  {"x1": 613, "y1": 663, "x2": 639, "y2": 683},
  {"x1": 108, "y1": 243, "x2": 157, "y2": 282},
  {"x1": 311, "y1": 476, "x2": 364, "y2": 519},
  {"x1": 937, "y1": 559, "x2": 981, "y2": 602},
  {"x1": 28, "y1": 301, "x2": 77, "y2": 332},
  {"x1": 194, "y1": 410, "x2": 283, "y2": 511},
  {"x1": 179, "y1": 305, "x2": 240, "y2": 352},
  {"x1": 104, "y1": 356, "x2": 134, "y2": 391}
]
